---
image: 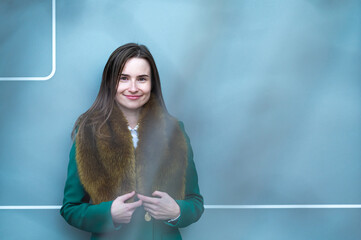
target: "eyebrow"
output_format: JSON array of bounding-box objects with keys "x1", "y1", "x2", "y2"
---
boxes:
[{"x1": 121, "y1": 74, "x2": 150, "y2": 77}]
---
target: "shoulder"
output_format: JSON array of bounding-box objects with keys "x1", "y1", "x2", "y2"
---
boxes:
[
  {"x1": 175, "y1": 120, "x2": 192, "y2": 145},
  {"x1": 177, "y1": 121, "x2": 189, "y2": 139},
  {"x1": 164, "y1": 112, "x2": 185, "y2": 129},
  {"x1": 177, "y1": 120, "x2": 185, "y2": 130}
]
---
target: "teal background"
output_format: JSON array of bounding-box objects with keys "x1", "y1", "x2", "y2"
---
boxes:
[{"x1": 0, "y1": 0, "x2": 360, "y2": 239}]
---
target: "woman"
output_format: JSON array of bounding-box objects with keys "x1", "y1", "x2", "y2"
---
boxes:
[{"x1": 60, "y1": 43, "x2": 204, "y2": 239}]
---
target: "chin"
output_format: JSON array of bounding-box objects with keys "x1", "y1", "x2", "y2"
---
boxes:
[{"x1": 128, "y1": 103, "x2": 145, "y2": 110}]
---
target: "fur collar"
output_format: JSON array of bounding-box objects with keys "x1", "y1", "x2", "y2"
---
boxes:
[{"x1": 75, "y1": 96, "x2": 188, "y2": 204}]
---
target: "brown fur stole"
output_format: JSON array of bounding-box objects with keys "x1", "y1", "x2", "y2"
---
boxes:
[{"x1": 75, "y1": 96, "x2": 188, "y2": 204}]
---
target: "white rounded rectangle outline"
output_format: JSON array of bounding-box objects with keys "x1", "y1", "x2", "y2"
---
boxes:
[{"x1": 0, "y1": 0, "x2": 56, "y2": 81}]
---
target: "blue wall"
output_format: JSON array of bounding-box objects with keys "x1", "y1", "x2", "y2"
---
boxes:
[{"x1": 0, "y1": 0, "x2": 360, "y2": 239}]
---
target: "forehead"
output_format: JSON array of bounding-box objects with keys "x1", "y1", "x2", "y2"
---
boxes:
[{"x1": 121, "y1": 58, "x2": 151, "y2": 75}]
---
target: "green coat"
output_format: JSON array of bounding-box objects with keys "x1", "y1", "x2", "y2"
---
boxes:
[{"x1": 60, "y1": 122, "x2": 204, "y2": 239}]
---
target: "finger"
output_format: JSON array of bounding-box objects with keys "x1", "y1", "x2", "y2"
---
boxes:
[
  {"x1": 145, "y1": 208, "x2": 155, "y2": 217},
  {"x1": 118, "y1": 191, "x2": 135, "y2": 202},
  {"x1": 152, "y1": 191, "x2": 166, "y2": 198},
  {"x1": 146, "y1": 210, "x2": 162, "y2": 220},
  {"x1": 137, "y1": 194, "x2": 157, "y2": 204},
  {"x1": 142, "y1": 202, "x2": 156, "y2": 211},
  {"x1": 126, "y1": 199, "x2": 142, "y2": 210}
]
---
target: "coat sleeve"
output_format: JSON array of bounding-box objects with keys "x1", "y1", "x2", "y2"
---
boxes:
[
  {"x1": 60, "y1": 142, "x2": 121, "y2": 233},
  {"x1": 164, "y1": 121, "x2": 204, "y2": 228}
]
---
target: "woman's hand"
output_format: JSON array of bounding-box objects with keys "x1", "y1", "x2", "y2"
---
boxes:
[
  {"x1": 137, "y1": 191, "x2": 180, "y2": 220},
  {"x1": 111, "y1": 191, "x2": 142, "y2": 224}
]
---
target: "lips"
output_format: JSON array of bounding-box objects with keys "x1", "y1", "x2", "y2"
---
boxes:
[{"x1": 124, "y1": 95, "x2": 142, "y2": 100}]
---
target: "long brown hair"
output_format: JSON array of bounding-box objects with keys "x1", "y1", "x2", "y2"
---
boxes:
[{"x1": 71, "y1": 43, "x2": 167, "y2": 140}]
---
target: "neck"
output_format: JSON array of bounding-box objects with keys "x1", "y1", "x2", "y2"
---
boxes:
[{"x1": 120, "y1": 108, "x2": 140, "y2": 128}]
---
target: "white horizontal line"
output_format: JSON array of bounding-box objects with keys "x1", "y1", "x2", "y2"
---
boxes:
[
  {"x1": 205, "y1": 204, "x2": 361, "y2": 209},
  {"x1": 0, "y1": 205, "x2": 61, "y2": 210},
  {"x1": 1, "y1": 204, "x2": 361, "y2": 210}
]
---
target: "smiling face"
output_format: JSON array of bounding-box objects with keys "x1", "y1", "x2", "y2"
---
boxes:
[{"x1": 115, "y1": 57, "x2": 152, "y2": 115}]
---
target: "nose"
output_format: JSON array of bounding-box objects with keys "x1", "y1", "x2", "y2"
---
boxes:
[{"x1": 129, "y1": 80, "x2": 138, "y2": 92}]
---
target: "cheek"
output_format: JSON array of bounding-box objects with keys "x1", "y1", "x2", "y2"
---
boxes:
[
  {"x1": 140, "y1": 82, "x2": 151, "y2": 96},
  {"x1": 116, "y1": 84, "x2": 126, "y2": 94},
  {"x1": 116, "y1": 84, "x2": 121, "y2": 93},
  {"x1": 143, "y1": 87, "x2": 151, "y2": 103},
  {"x1": 146, "y1": 82, "x2": 152, "y2": 93}
]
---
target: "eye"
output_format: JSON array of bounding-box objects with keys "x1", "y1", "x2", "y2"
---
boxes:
[
  {"x1": 138, "y1": 77, "x2": 147, "y2": 82},
  {"x1": 119, "y1": 76, "x2": 128, "y2": 81}
]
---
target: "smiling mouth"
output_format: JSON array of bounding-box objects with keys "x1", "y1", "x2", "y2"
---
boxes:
[{"x1": 124, "y1": 95, "x2": 142, "y2": 100}]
